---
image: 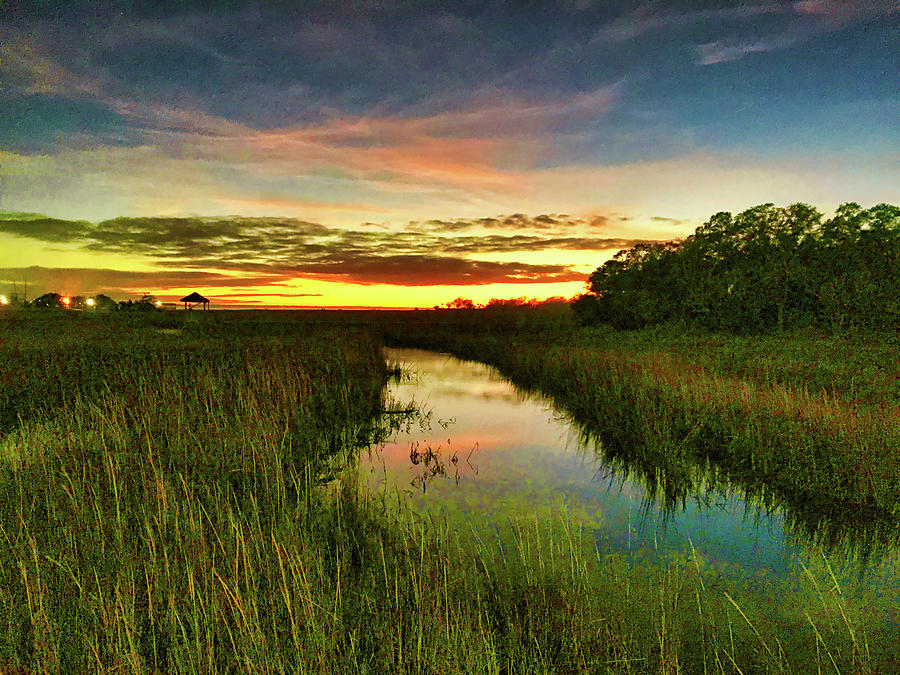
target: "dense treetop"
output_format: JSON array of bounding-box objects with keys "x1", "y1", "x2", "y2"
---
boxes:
[{"x1": 574, "y1": 203, "x2": 899, "y2": 332}]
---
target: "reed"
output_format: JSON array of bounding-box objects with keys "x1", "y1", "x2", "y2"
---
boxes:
[
  {"x1": 0, "y1": 311, "x2": 894, "y2": 672},
  {"x1": 376, "y1": 308, "x2": 899, "y2": 523}
]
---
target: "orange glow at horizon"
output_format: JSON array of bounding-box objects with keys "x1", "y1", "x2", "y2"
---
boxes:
[{"x1": 124, "y1": 278, "x2": 590, "y2": 309}]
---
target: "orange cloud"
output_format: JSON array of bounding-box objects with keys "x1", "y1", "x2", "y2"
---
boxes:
[
  {"x1": 143, "y1": 86, "x2": 617, "y2": 196},
  {"x1": 245, "y1": 125, "x2": 515, "y2": 189},
  {"x1": 213, "y1": 195, "x2": 384, "y2": 214},
  {"x1": 249, "y1": 87, "x2": 617, "y2": 185}
]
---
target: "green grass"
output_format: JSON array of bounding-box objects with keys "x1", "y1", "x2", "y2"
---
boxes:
[
  {"x1": 376, "y1": 308, "x2": 899, "y2": 529},
  {"x1": 0, "y1": 309, "x2": 895, "y2": 673}
]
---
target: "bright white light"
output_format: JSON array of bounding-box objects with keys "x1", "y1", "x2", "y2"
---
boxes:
[
  {"x1": 155, "y1": 300, "x2": 162, "y2": 307},
  {"x1": 86, "y1": 298, "x2": 95, "y2": 307},
  {"x1": 0, "y1": 295, "x2": 7, "y2": 305}
]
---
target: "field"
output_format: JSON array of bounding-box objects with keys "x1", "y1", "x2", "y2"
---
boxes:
[{"x1": 0, "y1": 309, "x2": 896, "y2": 673}]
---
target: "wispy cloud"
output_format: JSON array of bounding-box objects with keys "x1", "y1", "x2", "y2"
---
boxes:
[
  {"x1": 697, "y1": 38, "x2": 782, "y2": 65},
  {"x1": 592, "y1": 2, "x2": 782, "y2": 46},
  {"x1": 170, "y1": 86, "x2": 618, "y2": 194},
  {"x1": 696, "y1": 0, "x2": 897, "y2": 64},
  {"x1": 792, "y1": 0, "x2": 897, "y2": 20},
  {"x1": 0, "y1": 26, "x2": 103, "y2": 98},
  {"x1": 1, "y1": 0, "x2": 896, "y2": 253},
  {"x1": 212, "y1": 195, "x2": 384, "y2": 215},
  {"x1": 1, "y1": 6, "x2": 621, "y2": 197}
]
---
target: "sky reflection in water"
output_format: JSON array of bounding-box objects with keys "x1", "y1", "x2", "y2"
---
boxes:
[{"x1": 361, "y1": 348, "x2": 899, "y2": 601}]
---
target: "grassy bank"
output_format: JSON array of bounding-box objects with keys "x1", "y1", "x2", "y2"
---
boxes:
[
  {"x1": 376, "y1": 308, "x2": 899, "y2": 550},
  {"x1": 0, "y1": 312, "x2": 393, "y2": 671},
  {"x1": 0, "y1": 310, "x2": 895, "y2": 672}
]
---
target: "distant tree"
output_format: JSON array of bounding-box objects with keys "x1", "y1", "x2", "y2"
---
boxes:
[
  {"x1": 447, "y1": 297, "x2": 476, "y2": 309},
  {"x1": 535, "y1": 296, "x2": 569, "y2": 306},
  {"x1": 70, "y1": 295, "x2": 86, "y2": 310},
  {"x1": 93, "y1": 294, "x2": 117, "y2": 311},
  {"x1": 485, "y1": 297, "x2": 526, "y2": 308},
  {"x1": 135, "y1": 293, "x2": 160, "y2": 311},
  {"x1": 571, "y1": 293, "x2": 602, "y2": 325},
  {"x1": 33, "y1": 292, "x2": 63, "y2": 309}
]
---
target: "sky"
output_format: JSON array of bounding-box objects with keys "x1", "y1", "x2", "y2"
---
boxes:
[{"x1": 0, "y1": 0, "x2": 897, "y2": 308}]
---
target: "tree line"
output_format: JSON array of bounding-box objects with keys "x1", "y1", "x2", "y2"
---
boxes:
[
  {"x1": 439, "y1": 296, "x2": 570, "y2": 310},
  {"x1": 10, "y1": 292, "x2": 163, "y2": 312},
  {"x1": 573, "y1": 202, "x2": 899, "y2": 332}
]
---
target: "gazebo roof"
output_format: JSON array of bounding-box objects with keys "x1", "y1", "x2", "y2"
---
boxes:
[{"x1": 180, "y1": 292, "x2": 209, "y2": 303}]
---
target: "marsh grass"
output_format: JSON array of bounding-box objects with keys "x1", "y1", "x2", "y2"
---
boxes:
[
  {"x1": 0, "y1": 311, "x2": 894, "y2": 672},
  {"x1": 376, "y1": 309, "x2": 899, "y2": 525}
]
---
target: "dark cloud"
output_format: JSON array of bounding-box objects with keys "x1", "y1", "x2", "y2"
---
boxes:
[
  {"x1": 0, "y1": 266, "x2": 292, "y2": 291},
  {"x1": 0, "y1": 214, "x2": 644, "y2": 269},
  {"x1": 2, "y1": 1, "x2": 628, "y2": 135},
  {"x1": 410, "y1": 213, "x2": 589, "y2": 232},
  {"x1": 266, "y1": 255, "x2": 585, "y2": 287},
  {"x1": 84, "y1": 217, "x2": 334, "y2": 261},
  {"x1": 0, "y1": 257, "x2": 581, "y2": 293},
  {"x1": 533, "y1": 214, "x2": 559, "y2": 226},
  {"x1": 0, "y1": 215, "x2": 93, "y2": 241},
  {"x1": 0, "y1": 213, "x2": 637, "y2": 288},
  {"x1": 442, "y1": 235, "x2": 650, "y2": 254}
]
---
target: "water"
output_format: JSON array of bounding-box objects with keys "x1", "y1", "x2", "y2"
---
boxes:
[{"x1": 361, "y1": 348, "x2": 899, "y2": 613}]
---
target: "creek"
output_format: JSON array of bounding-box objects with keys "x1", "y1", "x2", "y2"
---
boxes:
[{"x1": 361, "y1": 348, "x2": 898, "y2": 625}]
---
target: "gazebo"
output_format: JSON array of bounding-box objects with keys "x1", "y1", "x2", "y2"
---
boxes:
[{"x1": 180, "y1": 292, "x2": 210, "y2": 311}]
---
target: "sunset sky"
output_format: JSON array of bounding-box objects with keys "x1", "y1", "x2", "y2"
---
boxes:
[{"x1": 1, "y1": 0, "x2": 897, "y2": 308}]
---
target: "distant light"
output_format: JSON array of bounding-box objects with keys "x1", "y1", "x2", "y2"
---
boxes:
[
  {"x1": 86, "y1": 298, "x2": 95, "y2": 307},
  {"x1": 0, "y1": 295, "x2": 7, "y2": 305},
  {"x1": 155, "y1": 300, "x2": 162, "y2": 307},
  {"x1": 62, "y1": 296, "x2": 71, "y2": 306}
]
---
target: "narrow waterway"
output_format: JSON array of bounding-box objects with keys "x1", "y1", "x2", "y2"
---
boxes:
[{"x1": 361, "y1": 348, "x2": 899, "y2": 622}]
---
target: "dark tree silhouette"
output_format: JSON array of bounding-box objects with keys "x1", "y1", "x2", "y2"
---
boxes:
[
  {"x1": 93, "y1": 294, "x2": 117, "y2": 311},
  {"x1": 135, "y1": 293, "x2": 160, "y2": 312},
  {"x1": 33, "y1": 292, "x2": 64, "y2": 309},
  {"x1": 447, "y1": 297, "x2": 476, "y2": 309}
]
